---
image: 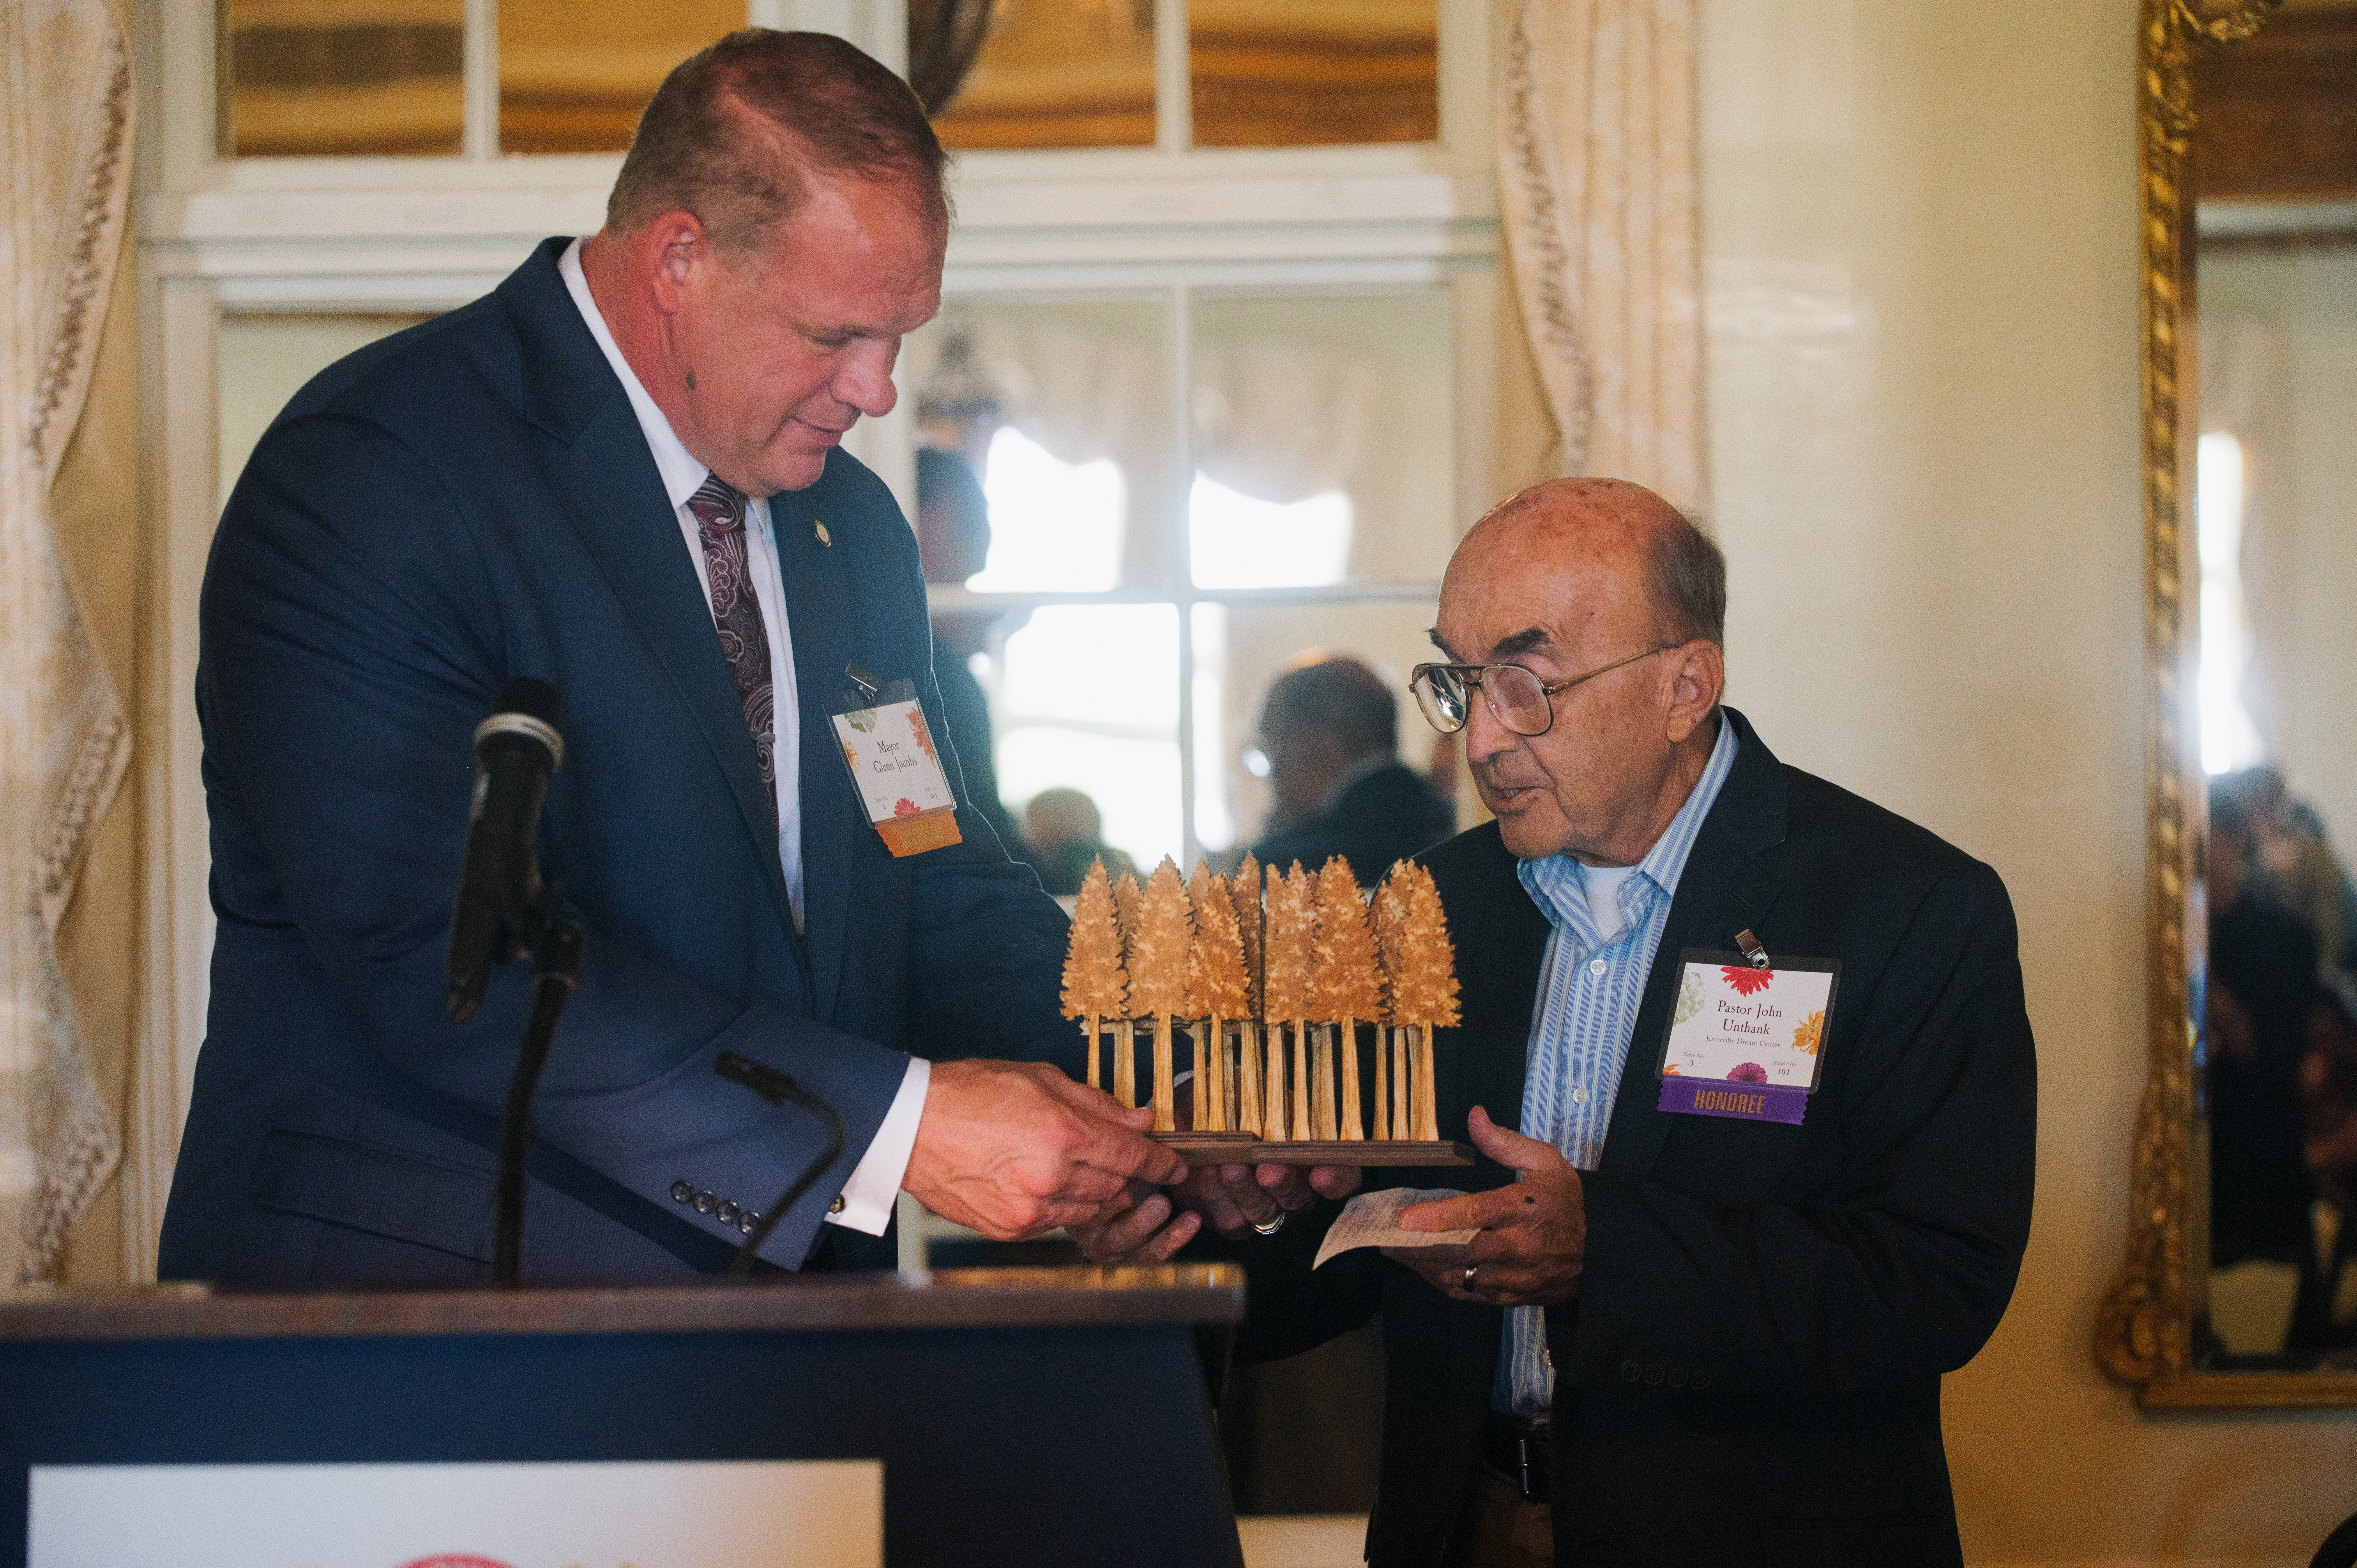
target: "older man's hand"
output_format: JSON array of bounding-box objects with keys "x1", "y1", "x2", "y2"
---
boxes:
[
  {"x1": 1384, "y1": 1106, "x2": 1585, "y2": 1307},
  {"x1": 1069, "y1": 1158, "x2": 1364, "y2": 1264},
  {"x1": 903, "y1": 1059, "x2": 1187, "y2": 1240}
]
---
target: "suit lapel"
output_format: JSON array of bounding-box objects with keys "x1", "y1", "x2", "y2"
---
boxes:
[
  {"x1": 1598, "y1": 710, "x2": 1790, "y2": 1183},
  {"x1": 769, "y1": 473, "x2": 861, "y2": 1019},
  {"x1": 506, "y1": 243, "x2": 798, "y2": 944}
]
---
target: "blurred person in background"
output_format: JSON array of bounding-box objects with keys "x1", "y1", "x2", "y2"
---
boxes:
[
  {"x1": 2206, "y1": 780, "x2": 2321, "y2": 1273},
  {"x1": 1251, "y1": 652, "x2": 1456, "y2": 876},
  {"x1": 2225, "y1": 764, "x2": 2357, "y2": 984},
  {"x1": 1020, "y1": 787, "x2": 1136, "y2": 897},
  {"x1": 915, "y1": 445, "x2": 1023, "y2": 859}
]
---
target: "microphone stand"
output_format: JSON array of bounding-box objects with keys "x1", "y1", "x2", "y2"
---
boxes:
[
  {"x1": 715, "y1": 1051, "x2": 846, "y2": 1278},
  {"x1": 492, "y1": 890, "x2": 587, "y2": 1287}
]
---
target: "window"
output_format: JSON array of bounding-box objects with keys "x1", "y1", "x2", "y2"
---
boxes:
[
  {"x1": 141, "y1": 2, "x2": 1497, "y2": 1272},
  {"x1": 924, "y1": 0, "x2": 1439, "y2": 151},
  {"x1": 907, "y1": 281, "x2": 1469, "y2": 870}
]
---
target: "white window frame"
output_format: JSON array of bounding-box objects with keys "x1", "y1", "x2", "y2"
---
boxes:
[{"x1": 127, "y1": 0, "x2": 1502, "y2": 1276}]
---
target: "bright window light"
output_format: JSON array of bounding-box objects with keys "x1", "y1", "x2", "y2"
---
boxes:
[
  {"x1": 996, "y1": 605, "x2": 1182, "y2": 869},
  {"x1": 998, "y1": 729, "x2": 1184, "y2": 873},
  {"x1": 1191, "y1": 602, "x2": 1232, "y2": 852},
  {"x1": 970, "y1": 426, "x2": 1124, "y2": 593},
  {"x1": 2196, "y1": 431, "x2": 2263, "y2": 775},
  {"x1": 1189, "y1": 473, "x2": 1352, "y2": 588}
]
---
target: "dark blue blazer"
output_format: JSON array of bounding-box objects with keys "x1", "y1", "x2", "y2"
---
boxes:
[{"x1": 160, "y1": 238, "x2": 1074, "y2": 1286}]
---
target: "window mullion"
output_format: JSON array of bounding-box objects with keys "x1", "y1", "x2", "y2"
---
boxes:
[
  {"x1": 464, "y1": 0, "x2": 499, "y2": 161},
  {"x1": 1156, "y1": 0, "x2": 1191, "y2": 155},
  {"x1": 1171, "y1": 279, "x2": 1200, "y2": 866}
]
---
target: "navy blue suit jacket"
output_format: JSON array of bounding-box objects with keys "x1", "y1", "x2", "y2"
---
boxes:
[{"x1": 160, "y1": 238, "x2": 1074, "y2": 1285}]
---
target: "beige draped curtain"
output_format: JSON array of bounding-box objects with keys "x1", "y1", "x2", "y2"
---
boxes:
[
  {"x1": 2, "y1": 0, "x2": 134, "y2": 1281},
  {"x1": 1499, "y1": 0, "x2": 1707, "y2": 513}
]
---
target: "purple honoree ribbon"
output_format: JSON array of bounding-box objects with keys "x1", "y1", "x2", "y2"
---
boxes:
[{"x1": 1657, "y1": 1076, "x2": 1808, "y2": 1125}]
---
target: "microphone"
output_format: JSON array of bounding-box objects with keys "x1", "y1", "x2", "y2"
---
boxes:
[{"x1": 446, "y1": 678, "x2": 564, "y2": 1024}]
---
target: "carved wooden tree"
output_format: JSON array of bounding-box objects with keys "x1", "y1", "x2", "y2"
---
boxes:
[
  {"x1": 1230, "y1": 855, "x2": 1266, "y2": 1137},
  {"x1": 1372, "y1": 860, "x2": 1413, "y2": 1139},
  {"x1": 1111, "y1": 870, "x2": 1143, "y2": 1108},
  {"x1": 1061, "y1": 856, "x2": 1129, "y2": 1092},
  {"x1": 1187, "y1": 863, "x2": 1251, "y2": 1133},
  {"x1": 1261, "y1": 860, "x2": 1315, "y2": 1140},
  {"x1": 1311, "y1": 855, "x2": 1386, "y2": 1141},
  {"x1": 1130, "y1": 858, "x2": 1194, "y2": 1132},
  {"x1": 1392, "y1": 862, "x2": 1462, "y2": 1139}
]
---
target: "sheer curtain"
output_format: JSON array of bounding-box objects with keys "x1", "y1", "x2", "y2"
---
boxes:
[
  {"x1": 1, "y1": 0, "x2": 133, "y2": 1280},
  {"x1": 1499, "y1": 0, "x2": 1708, "y2": 512}
]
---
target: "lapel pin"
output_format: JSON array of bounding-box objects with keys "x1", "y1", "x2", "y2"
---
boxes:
[{"x1": 813, "y1": 519, "x2": 832, "y2": 547}]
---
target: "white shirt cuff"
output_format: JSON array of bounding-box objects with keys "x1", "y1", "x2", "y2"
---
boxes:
[{"x1": 826, "y1": 1056, "x2": 929, "y2": 1235}]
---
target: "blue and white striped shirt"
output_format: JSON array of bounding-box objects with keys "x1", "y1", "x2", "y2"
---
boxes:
[{"x1": 1493, "y1": 715, "x2": 1739, "y2": 1417}]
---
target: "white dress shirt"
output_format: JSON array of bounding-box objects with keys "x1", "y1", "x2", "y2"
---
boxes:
[{"x1": 559, "y1": 238, "x2": 925, "y2": 1238}]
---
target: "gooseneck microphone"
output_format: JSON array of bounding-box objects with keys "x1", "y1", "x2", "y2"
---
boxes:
[
  {"x1": 442, "y1": 677, "x2": 587, "y2": 1287},
  {"x1": 446, "y1": 678, "x2": 565, "y2": 1025},
  {"x1": 715, "y1": 1052, "x2": 846, "y2": 1278}
]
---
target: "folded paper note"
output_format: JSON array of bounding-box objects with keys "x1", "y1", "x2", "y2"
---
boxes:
[{"x1": 1314, "y1": 1185, "x2": 1481, "y2": 1269}]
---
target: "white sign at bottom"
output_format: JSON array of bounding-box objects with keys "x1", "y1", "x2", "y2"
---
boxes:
[{"x1": 28, "y1": 1459, "x2": 882, "y2": 1568}]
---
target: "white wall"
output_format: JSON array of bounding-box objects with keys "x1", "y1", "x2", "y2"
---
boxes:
[{"x1": 1693, "y1": 2, "x2": 2357, "y2": 1563}]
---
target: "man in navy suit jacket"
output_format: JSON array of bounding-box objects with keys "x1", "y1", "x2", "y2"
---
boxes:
[{"x1": 160, "y1": 30, "x2": 1182, "y2": 1285}]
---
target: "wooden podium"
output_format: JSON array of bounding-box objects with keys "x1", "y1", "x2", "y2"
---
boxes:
[{"x1": 0, "y1": 1266, "x2": 1246, "y2": 1568}]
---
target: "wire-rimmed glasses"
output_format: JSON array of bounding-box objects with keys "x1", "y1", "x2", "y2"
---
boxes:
[{"x1": 1409, "y1": 645, "x2": 1680, "y2": 737}]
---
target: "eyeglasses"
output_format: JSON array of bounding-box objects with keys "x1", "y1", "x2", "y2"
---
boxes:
[{"x1": 1410, "y1": 645, "x2": 1680, "y2": 737}]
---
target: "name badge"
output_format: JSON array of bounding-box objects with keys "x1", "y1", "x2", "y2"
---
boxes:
[
  {"x1": 1656, "y1": 941, "x2": 1839, "y2": 1125},
  {"x1": 826, "y1": 670, "x2": 963, "y2": 858}
]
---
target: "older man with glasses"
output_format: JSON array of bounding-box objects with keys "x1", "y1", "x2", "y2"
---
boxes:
[{"x1": 1078, "y1": 477, "x2": 2037, "y2": 1568}]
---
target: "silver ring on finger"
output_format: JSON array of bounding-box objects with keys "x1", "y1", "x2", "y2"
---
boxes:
[
  {"x1": 1252, "y1": 1211, "x2": 1287, "y2": 1237},
  {"x1": 1462, "y1": 1263, "x2": 1479, "y2": 1290}
]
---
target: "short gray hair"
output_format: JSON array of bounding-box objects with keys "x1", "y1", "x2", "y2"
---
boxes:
[{"x1": 1649, "y1": 509, "x2": 1726, "y2": 646}]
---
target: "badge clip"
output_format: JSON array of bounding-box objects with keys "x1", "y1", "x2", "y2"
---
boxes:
[
  {"x1": 844, "y1": 663, "x2": 881, "y2": 702},
  {"x1": 1734, "y1": 929, "x2": 1772, "y2": 969}
]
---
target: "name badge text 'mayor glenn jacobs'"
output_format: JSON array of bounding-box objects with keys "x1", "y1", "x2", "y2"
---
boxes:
[{"x1": 827, "y1": 668, "x2": 961, "y2": 858}]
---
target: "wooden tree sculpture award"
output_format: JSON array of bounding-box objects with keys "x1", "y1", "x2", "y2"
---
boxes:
[
  {"x1": 1062, "y1": 857, "x2": 1129, "y2": 1097},
  {"x1": 1065, "y1": 853, "x2": 1472, "y2": 1166}
]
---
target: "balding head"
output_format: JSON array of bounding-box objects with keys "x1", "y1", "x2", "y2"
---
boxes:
[
  {"x1": 1433, "y1": 478, "x2": 1727, "y2": 864},
  {"x1": 1454, "y1": 479, "x2": 1725, "y2": 650}
]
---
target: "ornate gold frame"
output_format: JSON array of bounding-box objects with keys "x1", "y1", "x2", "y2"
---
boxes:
[{"x1": 2094, "y1": 0, "x2": 2357, "y2": 1408}]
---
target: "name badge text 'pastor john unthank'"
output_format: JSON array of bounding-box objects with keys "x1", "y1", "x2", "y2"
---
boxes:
[{"x1": 1656, "y1": 934, "x2": 1839, "y2": 1125}]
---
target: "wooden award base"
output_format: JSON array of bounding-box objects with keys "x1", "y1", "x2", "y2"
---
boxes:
[{"x1": 1156, "y1": 1132, "x2": 1477, "y2": 1167}]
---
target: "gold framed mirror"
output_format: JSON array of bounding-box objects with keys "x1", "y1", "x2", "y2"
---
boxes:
[{"x1": 2097, "y1": 0, "x2": 2357, "y2": 1407}]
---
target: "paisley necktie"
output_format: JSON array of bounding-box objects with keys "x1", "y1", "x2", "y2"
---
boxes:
[{"x1": 685, "y1": 473, "x2": 778, "y2": 823}]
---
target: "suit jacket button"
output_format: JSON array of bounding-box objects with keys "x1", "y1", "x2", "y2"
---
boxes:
[
  {"x1": 717, "y1": 1200, "x2": 740, "y2": 1224},
  {"x1": 694, "y1": 1189, "x2": 717, "y2": 1215},
  {"x1": 671, "y1": 1180, "x2": 694, "y2": 1204},
  {"x1": 1691, "y1": 1369, "x2": 1710, "y2": 1389},
  {"x1": 829, "y1": 1194, "x2": 846, "y2": 1215},
  {"x1": 1620, "y1": 1360, "x2": 1641, "y2": 1383},
  {"x1": 740, "y1": 1210, "x2": 760, "y2": 1234},
  {"x1": 1668, "y1": 1366, "x2": 1689, "y2": 1388},
  {"x1": 1645, "y1": 1364, "x2": 1664, "y2": 1385}
]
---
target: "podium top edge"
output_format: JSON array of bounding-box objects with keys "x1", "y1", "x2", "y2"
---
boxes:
[{"x1": 0, "y1": 1264, "x2": 1246, "y2": 1344}]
